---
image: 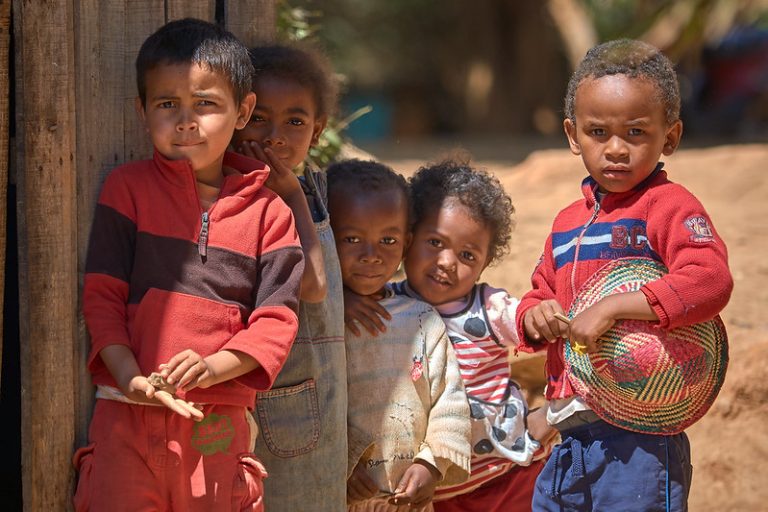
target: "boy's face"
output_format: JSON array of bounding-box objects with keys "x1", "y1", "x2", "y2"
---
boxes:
[
  {"x1": 231, "y1": 76, "x2": 327, "y2": 171},
  {"x1": 329, "y1": 188, "x2": 410, "y2": 298},
  {"x1": 564, "y1": 74, "x2": 682, "y2": 193},
  {"x1": 404, "y1": 200, "x2": 491, "y2": 306},
  {"x1": 137, "y1": 63, "x2": 255, "y2": 178}
]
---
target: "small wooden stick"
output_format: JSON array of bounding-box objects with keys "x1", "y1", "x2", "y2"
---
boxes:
[{"x1": 552, "y1": 313, "x2": 588, "y2": 354}]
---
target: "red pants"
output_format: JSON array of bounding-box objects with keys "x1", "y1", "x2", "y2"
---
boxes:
[
  {"x1": 433, "y1": 461, "x2": 544, "y2": 512},
  {"x1": 73, "y1": 399, "x2": 265, "y2": 511}
]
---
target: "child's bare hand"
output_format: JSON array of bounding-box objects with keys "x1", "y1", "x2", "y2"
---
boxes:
[
  {"x1": 527, "y1": 405, "x2": 557, "y2": 447},
  {"x1": 125, "y1": 375, "x2": 204, "y2": 421},
  {"x1": 523, "y1": 299, "x2": 568, "y2": 343},
  {"x1": 389, "y1": 461, "x2": 439, "y2": 509},
  {"x1": 159, "y1": 349, "x2": 212, "y2": 392},
  {"x1": 347, "y1": 461, "x2": 378, "y2": 503},
  {"x1": 343, "y1": 286, "x2": 391, "y2": 337},
  {"x1": 569, "y1": 301, "x2": 616, "y2": 353},
  {"x1": 236, "y1": 140, "x2": 302, "y2": 199}
]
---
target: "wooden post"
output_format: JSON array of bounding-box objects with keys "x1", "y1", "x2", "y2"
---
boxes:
[
  {"x1": 225, "y1": 0, "x2": 276, "y2": 46},
  {"x1": 14, "y1": 0, "x2": 78, "y2": 509},
  {"x1": 0, "y1": 0, "x2": 10, "y2": 387}
]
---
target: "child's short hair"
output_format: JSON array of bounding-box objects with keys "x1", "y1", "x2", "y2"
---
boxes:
[
  {"x1": 564, "y1": 39, "x2": 681, "y2": 125},
  {"x1": 410, "y1": 159, "x2": 514, "y2": 266},
  {"x1": 249, "y1": 43, "x2": 338, "y2": 119},
  {"x1": 136, "y1": 18, "x2": 253, "y2": 107},
  {"x1": 327, "y1": 159, "x2": 411, "y2": 223}
]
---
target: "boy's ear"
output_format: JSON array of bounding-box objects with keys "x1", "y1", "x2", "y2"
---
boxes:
[
  {"x1": 563, "y1": 118, "x2": 581, "y2": 155},
  {"x1": 311, "y1": 115, "x2": 328, "y2": 146},
  {"x1": 236, "y1": 92, "x2": 257, "y2": 130},
  {"x1": 134, "y1": 97, "x2": 148, "y2": 130},
  {"x1": 662, "y1": 120, "x2": 683, "y2": 156}
]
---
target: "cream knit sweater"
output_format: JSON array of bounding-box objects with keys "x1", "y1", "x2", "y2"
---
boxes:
[{"x1": 347, "y1": 294, "x2": 472, "y2": 497}]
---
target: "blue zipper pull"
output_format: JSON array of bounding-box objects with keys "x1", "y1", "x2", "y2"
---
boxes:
[{"x1": 198, "y1": 211, "x2": 209, "y2": 258}]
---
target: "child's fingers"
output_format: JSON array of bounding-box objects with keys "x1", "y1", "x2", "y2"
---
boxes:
[{"x1": 345, "y1": 318, "x2": 362, "y2": 337}]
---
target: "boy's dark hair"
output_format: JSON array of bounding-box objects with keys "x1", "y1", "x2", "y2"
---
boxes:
[
  {"x1": 327, "y1": 159, "x2": 411, "y2": 224},
  {"x1": 564, "y1": 39, "x2": 681, "y2": 125},
  {"x1": 136, "y1": 18, "x2": 253, "y2": 107},
  {"x1": 249, "y1": 43, "x2": 338, "y2": 119},
  {"x1": 410, "y1": 159, "x2": 514, "y2": 266}
]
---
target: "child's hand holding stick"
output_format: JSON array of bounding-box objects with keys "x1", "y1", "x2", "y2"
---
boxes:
[{"x1": 553, "y1": 313, "x2": 589, "y2": 355}]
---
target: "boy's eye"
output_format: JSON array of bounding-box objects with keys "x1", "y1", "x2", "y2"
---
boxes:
[
  {"x1": 590, "y1": 128, "x2": 606, "y2": 137},
  {"x1": 427, "y1": 239, "x2": 442, "y2": 248},
  {"x1": 249, "y1": 115, "x2": 265, "y2": 123},
  {"x1": 343, "y1": 236, "x2": 360, "y2": 244},
  {"x1": 198, "y1": 100, "x2": 215, "y2": 107},
  {"x1": 628, "y1": 128, "x2": 644, "y2": 136},
  {"x1": 288, "y1": 118, "x2": 306, "y2": 126},
  {"x1": 460, "y1": 251, "x2": 476, "y2": 262},
  {"x1": 381, "y1": 237, "x2": 397, "y2": 245},
  {"x1": 158, "y1": 101, "x2": 175, "y2": 109}
]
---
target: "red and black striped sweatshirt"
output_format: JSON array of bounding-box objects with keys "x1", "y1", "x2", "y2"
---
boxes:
[
  {"x1": 515, "y1": 165, "x2": 732, "y2": 400},
  {"x1": 83, "y1": 150, "x2": 304, "y2": 408}
]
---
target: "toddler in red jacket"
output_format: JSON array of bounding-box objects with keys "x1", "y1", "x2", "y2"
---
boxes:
[{"x1": 516, "y1": 39, "x2": 733, "y2": 511}]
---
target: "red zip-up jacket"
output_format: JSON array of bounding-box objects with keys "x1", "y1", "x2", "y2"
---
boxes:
[
  {"x1": 83, "y1": 150, "x2": 304, "y2": 408},
  {"x1": 515, "y1": 165, "x2": 732, "y2": 400}
]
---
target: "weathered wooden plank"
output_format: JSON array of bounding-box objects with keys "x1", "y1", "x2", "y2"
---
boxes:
[
  {"x1": 225, "y1": 0, "x2": 276, "y2": 47},
  {"x1": 124, "y1": 0, "x2": 164, "y2": 162},
  {"x1": 0, "y1": 0, "x2": 10, "y2": 388},
  {"x1": 14, "y1": 0, "x2": 78, "y2": 509},
  {"x1": 166, "y1": 0, "x2": 215, "y2": 22},
  {"x1": 73, "y1": 0, "x2": 127, "y2": 450}
]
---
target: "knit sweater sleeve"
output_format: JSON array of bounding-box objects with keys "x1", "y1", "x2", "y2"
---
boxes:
[
  {"x1": 515, "y1": 234, "x2": 558, "y2": 353},
  {"x1": 415, "y1": 312, "x2": 472, "y2": 487},
  {"x1": 641, "y1": 184, "x2": 733, "y2": 328},
  {"x1": 223, "y1": 194, "x2": 304, "y2": 391}
]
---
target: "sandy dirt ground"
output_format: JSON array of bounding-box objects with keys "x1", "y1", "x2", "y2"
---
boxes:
[{"x1": 379, "y1": 143, "x2": 768, "y2": 512}]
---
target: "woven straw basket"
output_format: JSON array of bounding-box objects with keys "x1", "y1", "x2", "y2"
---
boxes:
[{"x1": 564, "y1": 257, "x2": 728, "y2": 434}]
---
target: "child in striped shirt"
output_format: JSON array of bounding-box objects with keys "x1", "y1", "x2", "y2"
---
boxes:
[{"x1": 345, "y1": 159, "x2": 556, "y2": 511}]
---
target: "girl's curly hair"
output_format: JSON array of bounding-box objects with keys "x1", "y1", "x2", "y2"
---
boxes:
[{"x1": 410, "y1": 158, "x2": 514, "y2": 266}]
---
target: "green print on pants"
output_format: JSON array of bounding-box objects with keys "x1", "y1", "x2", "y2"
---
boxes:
[{"x1": 192, "y1": 413, "x2": 235, "y2": 456}]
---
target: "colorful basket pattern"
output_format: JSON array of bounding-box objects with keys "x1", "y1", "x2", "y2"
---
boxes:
[{"x1": 564, "y1": 257, "x2": 729, "y2": 434}]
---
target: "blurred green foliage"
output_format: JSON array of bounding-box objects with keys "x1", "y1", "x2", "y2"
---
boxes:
[{"x1": 276, "y1": 0, "x2": 371, "y2": 168}]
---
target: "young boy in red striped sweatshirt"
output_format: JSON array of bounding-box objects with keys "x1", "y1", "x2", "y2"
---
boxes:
[
  {"x1": 516, "y1": 39, "x2": 733, "y2": 511},
  {"x1": 75, "y1": 18, "x2": 304, "y2": 511}
]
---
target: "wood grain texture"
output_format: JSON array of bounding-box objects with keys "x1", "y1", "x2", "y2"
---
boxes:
[
  {"x1": 0, "y1": 0, "x2": 10, "y2": 388},
  {"x1": 166, "y1": 0, "x2": 215, "y2": 22},
  {"x1": 225, "y1": 0, "x2": 276, "y2": 47},
  {"x1": 14, "y1": 0, "x2": 78, "y2": 509}
]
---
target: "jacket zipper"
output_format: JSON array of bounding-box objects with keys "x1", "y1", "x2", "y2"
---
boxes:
[
  {"x1": 570, "y1": 201, "x2": 601, "y2": 298},
  {"x1": 198, "y1": 211, "x2": 209, "y2": 258}
]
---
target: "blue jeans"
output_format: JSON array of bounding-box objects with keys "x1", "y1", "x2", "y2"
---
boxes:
[
  {"x1": 253, "y1": 202, "x2": 348, "y2": 511},
  {"x1": 533, "y1": 420, "x2": 692, "y2": 512}
]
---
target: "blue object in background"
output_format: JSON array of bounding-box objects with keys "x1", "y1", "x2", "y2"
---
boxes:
[{"x1": 340, "y1": 92, "x2": 393, "y2": 142}]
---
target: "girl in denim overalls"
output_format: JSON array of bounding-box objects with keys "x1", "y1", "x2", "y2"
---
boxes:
[{"x1": 232, "y1": 43, "x2": 347, "y2": 511}]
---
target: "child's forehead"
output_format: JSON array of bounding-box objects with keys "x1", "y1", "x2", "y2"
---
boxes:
[
  {"x1": 574, "y1": 74, "x2": 665, "y2": 113},
  {"x1": 145, "y1": 61, "x2": 236, "y2": 97}
]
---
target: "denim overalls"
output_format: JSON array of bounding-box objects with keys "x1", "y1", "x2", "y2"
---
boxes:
[{"x1": 253, "y1": 167, "x2": 348, "y2": 511}]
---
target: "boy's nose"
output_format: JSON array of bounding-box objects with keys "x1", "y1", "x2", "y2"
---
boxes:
[
  {"x1": 176, "y1": 114, "x2": 198, "y2": 132},
  {"x1": 359, "y1": 245, "x2": 382, "y2": 264},
  {"x1": 605, "y1": 135, "x2": 629, "y2": 158}
]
